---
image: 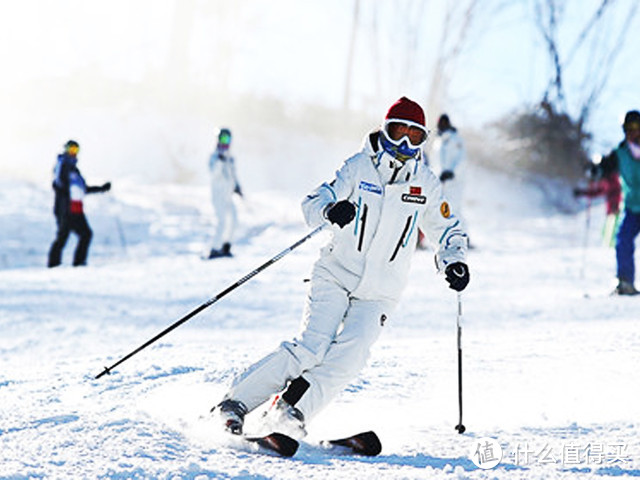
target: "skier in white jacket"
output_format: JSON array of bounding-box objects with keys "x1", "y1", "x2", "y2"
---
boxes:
[
  {"x1": 208, "y1": 127, "x2": 242, "y2": 259},
  {"x1": 214, "y1": 98, "x2": 469, "y2": 438},
  {"x1": 434, "y1": 113, "x2": 468, "y2": 237}
]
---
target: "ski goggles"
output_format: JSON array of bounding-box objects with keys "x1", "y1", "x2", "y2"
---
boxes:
[
  {"x1": 383, "y1": 119, "x2": 429, "y2": 148},
  {"x1": 66, "y1": 145, "x2": 79, "y2": 155},
  {"x1": 218, "y1": 132, "x2": 231, "y2": 145}
]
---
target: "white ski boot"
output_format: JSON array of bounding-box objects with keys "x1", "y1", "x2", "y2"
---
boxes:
[{"x1": 261, "y1": 396, "x2": 307, "y2": 440}]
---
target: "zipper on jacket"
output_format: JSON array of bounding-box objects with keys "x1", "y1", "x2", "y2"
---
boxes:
[
  {"x1": 353, "y1": 196, "x2": 362, "y2": 236},
  {"x1": 357, "y1": 203, "x2": 368, "y2": 252},
  {"x1": 403, "y1": 211, "x2": 418, "y2": 248},
  {"x1": 389, "y1": 165, "x2": 401, "y2": 184},
  {"x1": 389, "y1": 215, "x2": 412, "y2": 262}
]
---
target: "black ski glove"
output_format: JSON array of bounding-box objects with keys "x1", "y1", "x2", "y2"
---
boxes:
[
  {"x1": 325, "y1": 200, "x2": 356, "y2": 228},
  {"x1": 440, "y1": 170, "x2": 454, "y2": 182},
  {"x1": 573, "y1": 186, "x2": 588, "y2": 198},
  {"x1": 101, "y1": 182, "x2": 111, "y2": 192},
  {"x1": 586, "y1": 163, "x2": 601, "y2": 181},
  {"x1": 444, "y1": 262, "x2": 470, "y2": 292}
]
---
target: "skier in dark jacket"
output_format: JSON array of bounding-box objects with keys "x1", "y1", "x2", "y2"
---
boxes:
[{"x1": 47, "y1": 140, "x2": 111, "y2": 268}]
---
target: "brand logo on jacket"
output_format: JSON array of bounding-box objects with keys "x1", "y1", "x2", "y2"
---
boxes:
[
  {"x1": 402, "y1": 188, "x2": 426, "y2": 204},
  {"x1": 359, "y1": 181, "x2": 383, "y2": 195},
  {"x1": 401, "y1": 194, "x2": 426, "y2": 204}
]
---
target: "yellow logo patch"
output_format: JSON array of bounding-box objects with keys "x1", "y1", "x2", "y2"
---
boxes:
[{"x1": 440, "y1": 201, "x2": 451, "y2": 218}]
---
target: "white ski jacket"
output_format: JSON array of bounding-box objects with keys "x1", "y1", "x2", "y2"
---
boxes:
[
  {"x1": 437, "y1": 129, "x2": 466, "y2": 174},
  {"x1": 302, "y1": 132, "x2": 467, "y2": 303},
  {"x1": 209, "y1": 150, "x2": 240, "y2": 197}
]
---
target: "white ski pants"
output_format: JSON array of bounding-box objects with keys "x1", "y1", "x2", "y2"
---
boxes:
[
  {"x1": 211, "y1": 186, "x2": 237, "y2": 250},
  {"x1": 226, "y1": 263, "x2": 394, "y2": 420}
]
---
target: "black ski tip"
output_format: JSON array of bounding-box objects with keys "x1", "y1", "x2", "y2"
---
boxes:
[
  {"x1": 245, "y1": 432, "x2": 299, "y2": 457},
  {"x1": 329, "y1": 430, "x2": 382, "y2": 456},
  {"x1": 455, "y1": 424, "x2": 466, "y2": 434},
  {"x1": 95, "y1": 366, "x2": 111, "y2": 380},
  {"x1": 267, "y1": 432, "x2": 299, "y2": 457}
]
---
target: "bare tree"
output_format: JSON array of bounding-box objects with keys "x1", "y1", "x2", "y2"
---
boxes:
[
  {"x1": 426, "y1": 0, "x2": 483, "y2": 116},
  {"x1": 492, "y1": 0, "x2": 639, "y2": 207},
  {"x1": 534, "y1": 0, "x2": 638, "y2": 128},
  {"x1": 576, "y1": 1, "x2": 639, "y2": 126},
  {"x1": 353, "y1": 0, "x2": 493, "y2": 116},
  {"x1": 538, "y1": 0, "x2": 638, "y2": 153},
  {"x1": 534, "y1": 0, "x2": 566, "y2": 110}
]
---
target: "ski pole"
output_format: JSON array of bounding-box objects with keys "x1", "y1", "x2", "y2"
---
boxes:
[
  {"x1": 579, "y1": 181, "x2": 593, "y2": 280},
  {"x1": 95, "y1": 224, "x2": 327, "y2": 379},
  {"x1": 455, "y1": 292, "x2": 466, "y2": 434}
]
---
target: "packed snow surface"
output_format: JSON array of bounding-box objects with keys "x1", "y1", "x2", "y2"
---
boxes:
[{"x1": 1, "y1": 164, "x2": 639, "y2": 479}]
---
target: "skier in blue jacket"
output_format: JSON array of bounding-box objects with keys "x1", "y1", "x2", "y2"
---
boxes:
[
  {"x1": 47, "y1": 140, "x2": 111, "y2": 267},
  {"x1": 595, "y1": 110, "x2": 640, "y2": 295}
]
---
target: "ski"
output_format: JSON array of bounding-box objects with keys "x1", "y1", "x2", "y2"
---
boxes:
[
  {"x1": 321, "y1": 430, "x2": 382, "y2": 456},
  {"x1": 583, "y1": 288, "x2": 640, "y2": 299},
  {"x1": 223, "y1": 428, "x2": 380, "y2": 458},
  {"x1": 243, "y1": 432, "x2": 299, "y2": 457}
]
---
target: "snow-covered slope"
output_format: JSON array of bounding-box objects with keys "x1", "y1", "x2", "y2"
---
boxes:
[{"x1": 1, "y1": 163, "x2": 639, "y2": 479}]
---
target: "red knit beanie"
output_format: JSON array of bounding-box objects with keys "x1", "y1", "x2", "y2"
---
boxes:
[{"x1": 385, "y1": 97, "x2": 426, "y2": 127}]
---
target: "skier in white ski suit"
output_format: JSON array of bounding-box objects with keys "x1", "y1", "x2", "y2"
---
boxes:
[
  {"x1": 214, "y1": 98, "x2": 469, "y2": 438},
  {"x1": 434, "y1": 114, "x2": 468, "y2": 236},
  {"x1": 208, "y1": 128, "x2": 242, "y2": 259}
]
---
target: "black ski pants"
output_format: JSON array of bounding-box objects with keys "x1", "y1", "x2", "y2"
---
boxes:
[{"x1": 48, "y1": 213, "x2": 93, "y2": 267}]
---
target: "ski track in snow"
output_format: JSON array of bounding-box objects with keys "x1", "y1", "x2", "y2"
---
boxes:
[{"x1": 1, "y1": 165, "x2": 639, "y2": 479}]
